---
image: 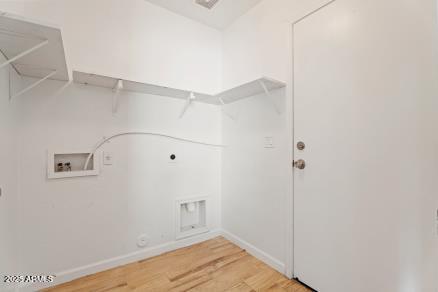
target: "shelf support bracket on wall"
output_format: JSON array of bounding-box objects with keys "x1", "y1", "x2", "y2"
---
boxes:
[
  {"x1": 112, "y1": 79, "x2": 124, "y2": 114},
  {"x1": 179, "y1": 92, "x2": 196, "y2": 119},
  {"x1": 0, "y1": 35, "x2": 54, "y2": 100},
  {"x1": 9, "y1": 69, "x2": 57, "y2": 100},
  {"x1": 218, "y1": 97, "x2": 236, "y2": 120},
  {"x1": 0, "y1": 38, "x2": 49, "y2": 70},
  {"x1": 259, "y1": 80, "x2": 281, "y2": 115}
]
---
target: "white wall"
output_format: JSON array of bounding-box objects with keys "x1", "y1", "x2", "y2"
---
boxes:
[
  {"x1": 417, "y1": 0, "x2": 438, "y2": 289},
  {"x1": 222, "y1": 1, "x2": 438, "y2": 289},
  {"x1": 220, "y1": 0, "x2": 336, "y2": 274},
  {"x1": 0, "y1": 57, "x2": 19, "y2": 285},
  {"x1": 1, "y1": 1, "x2": 436, "y2": 290},
  {"x1": 222, "y1": 0, "x2": 333, "y2": 88},
  {"x1": 0, "y1": 0, "x2": 222, "y2": 94},
  {"x1": 0, "y1": 0, "x2": 222, "y2": 286},
  {"x1": 15, "y1": 80, "x2": 222, "y2": 279},
  {"x1": 221, "y1": 88, "x2": 288, "y2": 271}
]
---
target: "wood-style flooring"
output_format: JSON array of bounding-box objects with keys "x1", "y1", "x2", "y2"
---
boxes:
[{"x1": 43, "y1": 236, "x2": 309, "y2": 292}]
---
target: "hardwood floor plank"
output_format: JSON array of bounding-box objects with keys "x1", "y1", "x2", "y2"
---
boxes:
[
  {"x1": 266, "y1": 278, "x2": 312, "y2": 292},
  {"x1": 43, "y1": 237, "x2": 309, "y2": 292},
  {"x1": 226, "y1": 282, "x2": 255, "y2": 292},
  {"x1": 168, "y1": 271, "x2": 212, "y2": 292},
  {"x1": 166, "y1": 248, "x2": 246, "y2": 282},
  {"x1": 189, "y1": 255, "x2": 261, "y2": 291},
  {"x1": 130, "y1": 274, "x2": 170, "y2": 291},
  {"x1": 244, "y1": 269, "x2": 286, "y2": 291}
]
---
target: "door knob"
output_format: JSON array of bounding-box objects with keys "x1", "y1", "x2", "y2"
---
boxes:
[{"x1": 294, "y1": 159, "x2": 306, "y2": 170}]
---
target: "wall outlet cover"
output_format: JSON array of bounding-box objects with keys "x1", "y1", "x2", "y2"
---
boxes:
[
  {"x1": 137, "y1": 234, "x2": 150, "y2": 248},
  {"x1": 264, "y1": 137, "x2": 274, "y2": 148},
  {"x1": 103, "y1": 152, "x2": 113, "y2": 165}
]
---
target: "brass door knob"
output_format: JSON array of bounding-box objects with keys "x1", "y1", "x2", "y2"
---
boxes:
[{"x1": 294, "y1": 159, "x2": 306, "y2": 170}]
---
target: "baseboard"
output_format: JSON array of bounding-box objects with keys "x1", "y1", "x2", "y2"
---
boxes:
[
  {"x1": 19, "y1": 228, "x2": 285, "y2": 291},
  {"x1": 21, "y1": 229, "x2": 221, "y2": 291},
  {"x1": 220, "y1": 229, "x2": 286, "y2": 274}
]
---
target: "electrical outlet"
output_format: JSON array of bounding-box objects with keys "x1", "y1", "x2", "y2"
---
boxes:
[
  {"x1": 137, "y1": 234, "x2": 150, "y2": 248},
  {"x1": 264, "y1": 137, "x2": 274, "y2": 148},
  {"x1": 103, "y1": 151, "x2": 113, "y2": 165}
]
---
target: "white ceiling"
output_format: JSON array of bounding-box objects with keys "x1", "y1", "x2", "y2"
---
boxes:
[{"x1": 145, "y1": 0, "x2": 263, "y2": 30}]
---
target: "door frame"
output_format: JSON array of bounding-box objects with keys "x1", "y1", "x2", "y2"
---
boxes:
[{"x1": 285, "y1": 0, "x2": 338, "y2": 279}]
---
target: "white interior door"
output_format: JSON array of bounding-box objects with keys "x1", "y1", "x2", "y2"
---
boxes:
[{"x1": 293, "y1": 0, "x2": 435, "y2": 291}]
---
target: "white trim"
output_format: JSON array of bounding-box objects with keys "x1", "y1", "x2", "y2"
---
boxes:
[
  {"x1": 285, "y1": 21, "x2": 295, "y2": 279},
  {"x1": 291, "y1": 0, "x2": 337, "y2": 25},
  {"x1": 21, "y1": 229, "x2": 222, "y2": 292},
  {"x1": 18, "y1": 229, "x2": 287, "y2": 291},
  {"x1": 221, "y1": 229, "x2": 286, "y2": 275}
]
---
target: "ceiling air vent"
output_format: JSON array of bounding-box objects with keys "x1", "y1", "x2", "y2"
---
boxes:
[{"x1": 195, "y1": 0, "x2": 220, "y2": 10}]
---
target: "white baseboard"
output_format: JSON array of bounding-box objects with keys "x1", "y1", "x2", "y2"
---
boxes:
[
  {"x1": 21, "y1": 229, "x2": 221, "y2": 292},
  {"x1": 220, "y1": 229, "x2": 286, "y2": 274},
  {"x1": 20, "y1": 228, "x2": 285, "y2": 291}
]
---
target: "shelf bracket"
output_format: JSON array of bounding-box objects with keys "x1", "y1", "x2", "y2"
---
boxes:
[
  {"x1": 112, "y1": 79, "x2": 124, "y2": 114},
  {"x1": 0, "y1": 39, "x2": 49, "y2": 70},
  {"x1": 218, "y1": 97, "x2": 236, "y2": 120},
  {"x1": 179, "y1": 92, "x2": 196, "y2": 119},
  {"x1": 9, "y1": 69, "x2": 57, "y2": 100},
  {"x1": 259, "y1": 80, "x2": 281, "y2": 115}
]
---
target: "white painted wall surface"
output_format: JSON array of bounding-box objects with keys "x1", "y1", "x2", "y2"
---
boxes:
[
  {"x1": 417, "y1": 1, "x2": 438, "y2": 289},
  {"x1": 0, "y1": 0, "x2": 222, "y2": 94},
  {"x1": 222, "y1": 0, "x2": 333, "y2": 89},
  {"x1": 221, "y1": 89, "x2": 288, "y2": 271},
  {"x1": 15, "y1": 80, "x2": 222, "y2": 277},
  {"x1": 0, "y1": 57, "x2": 19, "y2": 284},
  {"x1": 223, "y1": 2, "x2": 438, "y2": 289}
]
